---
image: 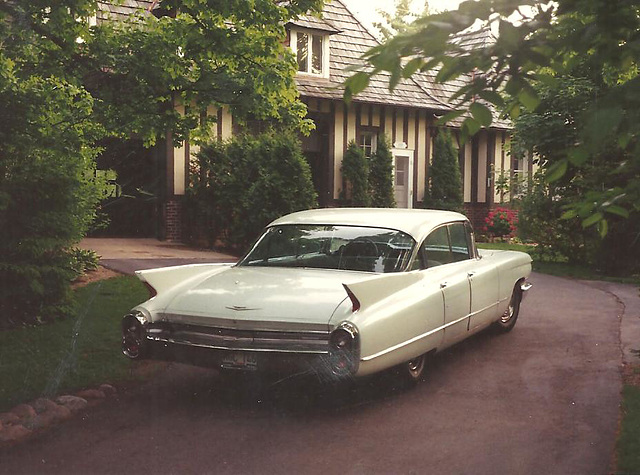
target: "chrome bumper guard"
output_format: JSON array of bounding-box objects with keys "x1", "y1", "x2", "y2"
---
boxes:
[
  {"x1": 145, "y1": 322, "x2": 330, "y2": 355},
  {"x1": 520, "y1": 281, "x2": 533, "y2": 300}
]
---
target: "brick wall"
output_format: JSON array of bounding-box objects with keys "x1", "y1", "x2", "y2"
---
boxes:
[{"x1": 163, "y1": 198, "x2": 183, "y2": 242}]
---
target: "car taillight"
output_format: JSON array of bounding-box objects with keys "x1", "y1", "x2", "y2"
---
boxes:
[
  {"x1": 122, "y1": 312, "x2": 148, "y2": 359},
  {"x1": 329, "y1": 322, "x2": 359, "y2": 376}
]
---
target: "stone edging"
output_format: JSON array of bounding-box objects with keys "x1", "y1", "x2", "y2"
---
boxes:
[{"x1": 0, "y1": 384, "x2": 117, "y2": 445}]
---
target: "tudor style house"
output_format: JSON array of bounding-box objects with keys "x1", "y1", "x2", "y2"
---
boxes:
[{"x1": 97, "y1": 0, "x2": 534, "y2": 241}]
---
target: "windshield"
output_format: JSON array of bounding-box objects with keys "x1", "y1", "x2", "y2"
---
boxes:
[{"x1": 239, "y1": 225, "x2": 416, "y2": 273}]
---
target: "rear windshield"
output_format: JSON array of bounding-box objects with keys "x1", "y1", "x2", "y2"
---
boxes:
[{"x1": 239, "y1": 225, "x2": 416, "y2": 273}]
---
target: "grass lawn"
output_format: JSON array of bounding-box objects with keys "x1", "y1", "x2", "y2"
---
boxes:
[
  {"x1": 0, "y1": 276, "x2": 148, "y2": 412},
  {"x1": 618, "y1": 385, "x2": 640, "y2": 472},
  {"x1": 477, "y1": 242, "x2": 639, "y2": 285}
]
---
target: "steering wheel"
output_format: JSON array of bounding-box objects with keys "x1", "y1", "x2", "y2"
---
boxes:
[{"x1": 340, "y1": 238, "x2": 379, "y2": 270}]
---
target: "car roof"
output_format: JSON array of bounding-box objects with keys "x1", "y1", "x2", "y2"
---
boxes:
[{"x1": 268, "y1": 208, "x2": 469, "y2": 242}]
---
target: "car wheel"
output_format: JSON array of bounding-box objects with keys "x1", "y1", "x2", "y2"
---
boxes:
[{"x1": 494, "y1": 284, "x2": 522, "y2": 333}]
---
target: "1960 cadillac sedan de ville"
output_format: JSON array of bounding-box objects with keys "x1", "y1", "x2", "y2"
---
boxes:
[{"x1": 122, "y1": 208, "x2": 532, "y2": 384}]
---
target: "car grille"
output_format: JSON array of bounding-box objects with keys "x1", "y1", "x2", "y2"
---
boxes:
[{"x1": 145, "y1": 322, "x2": 330, "y2": 354}]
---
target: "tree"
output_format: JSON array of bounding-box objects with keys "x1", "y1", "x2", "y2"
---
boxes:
[
  {"x1": 423, "y1": 130, "x2": 463, "y2": 212},
  {"x1": 345, "y1": 0, "x2": 640, "y2": 236},
  {"x1": 0, "y1": 0, "x2": 323, "y2": 326},
  {"x1": 341, "y1": 141, "x2": 371, "y2": 207},
  {"x1": 513, "y1": 72, "x2": 639, "y2": 273},
  {"x1": 368, "y1": 135, "x2": 396, "y2": 207},
  {"x1": 373, "y1": 1, "x2": 431, "y2": 40}
]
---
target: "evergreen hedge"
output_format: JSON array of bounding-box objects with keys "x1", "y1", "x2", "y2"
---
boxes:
[
  {"x1": 424, "y1": 130, "x2": 464, "y2": 212},
  {"x1": 341, "y1": 140, "x2": 370, "y2": 207},
  {"x1": 369, "y1": 135, "x2": 396, "y2": 208},
  {"x1": 188, "y1": 130, "x2": 317, "y2": 251}
]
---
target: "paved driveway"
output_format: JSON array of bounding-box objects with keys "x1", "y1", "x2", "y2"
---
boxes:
[{"x1": 0, "y1": 271, "x2": 625, "y2": 474}]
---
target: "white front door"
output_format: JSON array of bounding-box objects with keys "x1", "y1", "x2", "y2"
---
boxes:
[{"x1": 392, "y1": 149, "x2": 414, "y2": 209}]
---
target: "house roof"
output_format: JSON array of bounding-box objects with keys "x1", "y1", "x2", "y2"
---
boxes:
[
  {"x1": 295, "y1": 0, "x2": 447, "y2": 111},
  {"x1": 97, "y1": 1, "x2": 155, "y2": 23},
  {"x1": 295, "y1": 1, "x2": 510, "y2": 130}
]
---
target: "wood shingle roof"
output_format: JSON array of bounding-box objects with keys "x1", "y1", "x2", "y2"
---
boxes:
[{"x1": 295, "y1": 0, "x2": 447, "y2": 111}]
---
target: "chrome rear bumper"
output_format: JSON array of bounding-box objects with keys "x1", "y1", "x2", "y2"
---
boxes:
[{"x1": 145, "y1": 322, "x2": 330, "y2": 355}]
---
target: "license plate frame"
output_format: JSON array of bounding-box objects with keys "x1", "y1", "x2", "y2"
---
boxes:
[{"x1": 220, "y1": 352, "x2": 258, "y2": 371}]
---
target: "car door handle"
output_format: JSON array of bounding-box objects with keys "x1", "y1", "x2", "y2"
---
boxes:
[
  {"x1": 467, "y1": 271, "x2": 476, "y2": 277},
  {"x1": 440, "y1": 282, "x2": 448, "y2": 289}
]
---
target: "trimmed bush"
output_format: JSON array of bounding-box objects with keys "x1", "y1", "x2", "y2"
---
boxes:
[
  {"x1": 0, "y1": 77, "x2": 103, "y2": 328},
  {"x1": 369, "y1": 135, "x2": 396, "y2": 208},
  {"x1": 188, "y1": 130, "x2": 317, "y2": 251},
  {"x1": 423, "y1": 130, "x2": 464, "y2": 212},
  {"x1": 341, "y1": 140, "x2": 370, "y2": 207}
]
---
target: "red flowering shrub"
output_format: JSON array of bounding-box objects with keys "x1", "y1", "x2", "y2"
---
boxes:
[{"x1": 484, "y1": 207, "x2": 517, "y2": 238}]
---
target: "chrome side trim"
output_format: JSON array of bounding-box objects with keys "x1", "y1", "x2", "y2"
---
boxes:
[{"x1": 361, "y1": 301, "x2": 499, "y2": 362}]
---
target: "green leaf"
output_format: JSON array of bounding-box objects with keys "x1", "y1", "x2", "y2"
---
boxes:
[
  {"x1": 581, "y1": 212, "x2": 603, "y2": 228},
  {"x1": 603, "y1": 205, "x2": 629, "y2": 219},
  {"x1": 462, "y1": 117, "x2": 481, "y2": 136},
  {"x1": 435, "y1": 109, "x2": 465, "y2": 125},
  {"x1": 584, "y1": 107, "x2": 623, "y2": 147},
  {"x1": 597, "y1": 219, "x2": 608, "y2": 237},
  {"x1": 545, "y1": 159, "x2": 567, "y2": 182},
  {"x1": 344, "y1": 72, "x2": 370, "y2": 98},
  {"x1": 478, "y1": 90, "x2": 504, "y2": 107},
  {"x1": 567, "y1": 148, "x2": 589, "y2": 166},
  {"x1": 402, "y1": 58, "x2": 423, "y2": 79},
  {"x1": 560, "y1": 209, "x2": 578, "y2": 220},
  {"x1": 498, "y1": 20, "x2": 522, "y2": 49},
  {"x1": 470, "y1": 102, "x2": 493, "y2": 127},
  {"x1": 517, "y1": 88, "x2": 540, "y2": 111}
]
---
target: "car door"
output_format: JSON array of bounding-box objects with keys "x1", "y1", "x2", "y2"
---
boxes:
[
  {"x1": 458, "y1": 222, "x2": 500, "y2": 331},
  {"x1": 420, "y1": 225, "x2": 471, "y2": 348}
]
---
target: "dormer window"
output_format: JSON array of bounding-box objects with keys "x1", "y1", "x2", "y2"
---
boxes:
[{"x1": 290, "y1": 29, "x2": 330, "y2": 78}]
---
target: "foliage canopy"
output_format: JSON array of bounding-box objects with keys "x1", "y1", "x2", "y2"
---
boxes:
[
  {"x1": 0, "y1": 0, "x2": 322, "y2": 326},
  {"x1": 345, "y1": 0, "x2": 640, "y2": 233}
]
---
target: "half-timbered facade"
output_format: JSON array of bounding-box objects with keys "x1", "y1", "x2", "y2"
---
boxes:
[{"x1": 98, "y1": 0, "x2": 530, "y2": 241}]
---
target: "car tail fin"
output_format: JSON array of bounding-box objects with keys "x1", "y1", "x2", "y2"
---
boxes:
[{"x1": 342, "y1": 272, "x2": 422, "y2": 312}]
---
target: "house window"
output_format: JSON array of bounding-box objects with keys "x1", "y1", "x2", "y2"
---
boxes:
[
  {"x1": 359, "y1": 131, "x2": 377, "y2": 157},
  {"x1": 291, "y1": 29, "x2": 328, "y2": 77}
]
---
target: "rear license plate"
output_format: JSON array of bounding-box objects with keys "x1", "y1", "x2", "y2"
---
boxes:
[{"x1": 221, "y1": 352, "x2": 258, "y2": 371}]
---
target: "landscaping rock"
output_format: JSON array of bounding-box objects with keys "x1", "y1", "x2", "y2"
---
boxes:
[
  {"x1": 11, "y1": 404, "x2": 36, "y2": 421},
  {"x1": 0, "y1": 424, "x2": 31, "y2": 443},
  {"x1": 0, "y1": 412, "x2": 20, "y2": 425},
  {"x1": 33, "y1": 398, "x2": 59, "y2": 414},
  {"x1": 56, "y1": 395, "x2": 88, "y2": 413},
  {"x1": 24, "y1": 404, "x2": 71, "y2": 431},
  {"x1": 99, "y1": 384, "x2": 117, "y2": 397},
  {"x1": 76, "y1": 389, "x2": 106, "y2": 400}
]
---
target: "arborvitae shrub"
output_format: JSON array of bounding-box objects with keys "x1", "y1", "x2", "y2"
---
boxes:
[
  {"x1": 369, "y1": 135, "x2": 396, "y2": 208},
  {"x1": 341, "y1": 140, "x2": 370, "y2": 207},
  {"x1": 423, "y1": 129, "x2": 464, "y2": 212}
]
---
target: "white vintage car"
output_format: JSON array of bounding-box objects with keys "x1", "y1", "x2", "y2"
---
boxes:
[{"x1": 122, "y1": 208, "x2": 532, "y2": 384}]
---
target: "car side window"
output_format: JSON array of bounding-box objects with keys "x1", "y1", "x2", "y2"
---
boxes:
[
  {"x1": 449, "y1": 222, "x2": 471, "y2": 262},
  {"x1": 420, "y1": 226, "x2": 452, "y2": 268}
]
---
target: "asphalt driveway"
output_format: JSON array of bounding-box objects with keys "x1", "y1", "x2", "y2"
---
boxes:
[{"x1": 0, "y1": 261, "x2": 627, "y2": 474}]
